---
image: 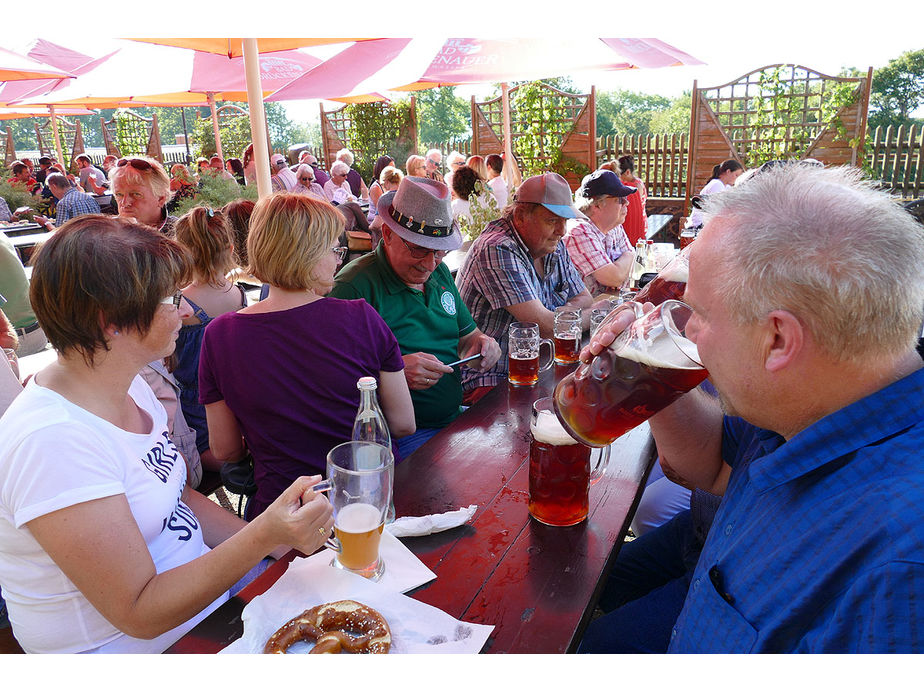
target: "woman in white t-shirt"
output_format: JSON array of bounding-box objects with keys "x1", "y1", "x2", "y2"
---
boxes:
[
  {"x1": 0, "y1": 215, "x2": 333, "y2": 653},
  {"x1": 687, "y1": 159, "x2": 744, "y2": 228}
]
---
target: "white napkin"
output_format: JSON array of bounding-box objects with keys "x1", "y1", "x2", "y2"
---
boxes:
[
  {"x1": 221, "y1": 563, "x2": 494, "y2": 654},
  {"x1": 302, "y1": 530, "x2": 435, "y2": 594},
  {"x1": 387, "y1": 505, "x2": 478, "y2": 537}
]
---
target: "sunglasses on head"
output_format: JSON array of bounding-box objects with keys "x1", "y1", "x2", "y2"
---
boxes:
[{"x1": 117, "y1": 158, "x2": 153, "y2": 172}]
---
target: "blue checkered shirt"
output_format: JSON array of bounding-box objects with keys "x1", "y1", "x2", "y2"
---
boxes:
[
  {"x1": 55, "y1": 187, "x2": 100, "y2": 225},
  {"x1": 455, "y1": 215, "x2": 587, "y2": 390},
  {"x1": 670, "y1": 366, "x2": 924, "y2": 653}
]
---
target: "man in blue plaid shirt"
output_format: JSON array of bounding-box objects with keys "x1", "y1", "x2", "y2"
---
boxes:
[
  {"x1": 35, "y1": 173, "x2": 100, "y2": 230},
  {"x1": 456, "y1": 173, "x2": 597, "y2": 397},
  {"x1": 582, "y1": 163, "x2": 924, "y2": 653}
]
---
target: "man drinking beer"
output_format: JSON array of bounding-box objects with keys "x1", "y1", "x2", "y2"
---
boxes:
[{"x1": 581, "y1": 163, "x2": 924, "y2": 653}]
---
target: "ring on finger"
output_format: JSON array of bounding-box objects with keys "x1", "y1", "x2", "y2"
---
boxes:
[{"x1": 318, "y1": 526, "x2": 328, "y2": 537}]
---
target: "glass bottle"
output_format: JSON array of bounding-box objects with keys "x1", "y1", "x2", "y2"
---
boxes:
[
  {"x1": 631, "y1": 238, "x2": 648, "y2": 290},
  {"x1": 351, "y1": 377, "x2": 395, "y2": 524}
]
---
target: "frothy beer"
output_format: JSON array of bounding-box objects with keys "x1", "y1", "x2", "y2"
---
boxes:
[
  {"x1": 509, "y1": 352, "x2": 540, "y2": 386},
  {"x1": 634, "y1": 261, "x2": 688, "y2": 306},
  {"x1": 529, "y1": 410, "x2": 593, "y2": 526},
  {"x1": 334, "y1": 502, "x2": 384, "y2": 571},
  {"x1": 555, "y1": 338, "x2": 707, "y2": 447}
]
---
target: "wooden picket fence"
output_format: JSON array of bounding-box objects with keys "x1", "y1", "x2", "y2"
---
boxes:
[
  {"x1": 596, "y1": 133, "x2": 689, "y2": 198},
  {"x1": 866, "y1": 124, "x2": 924, "y2": 199}
]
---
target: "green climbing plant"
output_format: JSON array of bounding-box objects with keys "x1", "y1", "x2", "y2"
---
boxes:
[{"x1": 343, "y1": 100, "x2": 416, "y2": 182}]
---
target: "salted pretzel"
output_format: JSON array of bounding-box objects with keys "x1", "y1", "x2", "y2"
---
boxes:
[{"x1": 263, "y1": 600, "x2": 392, "y2": 654}]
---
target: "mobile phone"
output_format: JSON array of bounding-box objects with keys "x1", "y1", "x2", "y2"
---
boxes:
[{"x1": 445, "y1": 353, "x2": 482, "y2": 368}]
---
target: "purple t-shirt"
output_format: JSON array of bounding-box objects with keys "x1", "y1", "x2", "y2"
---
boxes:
[{"x1": 199, "y1": 297, "x2": 404, "y2": 519}]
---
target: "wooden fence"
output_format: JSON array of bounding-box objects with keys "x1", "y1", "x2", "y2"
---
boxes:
[
  {"x1": 867, "y1": 124, "x2": 924, "y2": 199},
  {"x1": 597, "y1": 133, "x2": 689, "y2": 198}
]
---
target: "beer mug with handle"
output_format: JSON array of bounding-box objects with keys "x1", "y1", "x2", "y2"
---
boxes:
[
  {"x1": 318, "y1": 441, "x2": 393, "y2": 581},
  {"x1": 508, "y1": 321, "x2": 554, "y2": 386},
  {"x1": 553, "y1": 300, "x2": 708, "y2": 447},
  {"x1": 529, "y1": 397, "x2": 610, "y2": 526}
]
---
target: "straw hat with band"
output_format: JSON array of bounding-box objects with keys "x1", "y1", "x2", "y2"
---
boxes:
[{"x1": 377, "y1": 176, "x2": 463, "y2": 252}]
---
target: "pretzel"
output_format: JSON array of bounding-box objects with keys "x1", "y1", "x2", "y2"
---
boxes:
[{"x1": 263, "y1": 600, "x2": 391, "y2": 654}]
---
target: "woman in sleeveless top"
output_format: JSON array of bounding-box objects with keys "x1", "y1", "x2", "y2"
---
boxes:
[{"x1": 172, "y1": 206, "x2": 247, "y2": 474}]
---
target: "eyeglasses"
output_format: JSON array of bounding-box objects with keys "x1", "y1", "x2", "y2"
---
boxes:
[
  {"x1": 396, "y1": 234, "x2": 447, "y2": 261},
  {"x1": 117, "y1": 158, "x2": 153, "y2": 172},
  {"x1": 604, "y1": 196, "x2": 629, "y2": 206},
  {"x1": 331, "y1": 246, "x2": 348, "y2": 262},
  {"x1": 159, "y1": 290, "x2": 183, "y2": 309}
]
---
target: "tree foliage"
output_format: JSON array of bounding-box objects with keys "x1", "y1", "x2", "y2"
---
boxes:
[
  {"x1": 596, "y1": 90, "x2": 672, "y2": 137},
  {"x1": 416, "y1": 87, "x2": 470, "y2": 144},
  {"x1": 343, "y1": 100, "x2": 417, "y2": 182},
  {"x1": 868, "y1": 48, "x2": 924, "y2": 131}
]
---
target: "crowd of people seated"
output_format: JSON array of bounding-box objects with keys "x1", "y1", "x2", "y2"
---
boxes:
[{"x1": 2, "y1": 141, "x2": 922, "y2": 655}]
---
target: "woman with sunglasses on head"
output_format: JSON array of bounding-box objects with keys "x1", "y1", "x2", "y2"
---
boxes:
[
  {"x1": 0, "y1": 215, "x2": 333, "y2": 653},
  {"x1": 199, "y1": 194, "x2": 415, "y2": 521},
  {"x1": 171, "y1": 207, "x2": 248, "y2": 478},
  {"x1": 110, "y1": 156, "x2": 178, "y2": 235}
]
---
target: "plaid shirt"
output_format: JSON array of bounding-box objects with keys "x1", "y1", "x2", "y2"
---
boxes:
[
  {"x1": 456, "y1": 215, "x2": 587, "y2": 390},
  {"x1": 563, "y1": 218, "x2": 632, "y2": 295},
  {"x1": 670, "y1": 367, "x2": 924, "y2": 652},
  {"x1": 54, "y1": 187, "x2": 100, "y2": 226}
]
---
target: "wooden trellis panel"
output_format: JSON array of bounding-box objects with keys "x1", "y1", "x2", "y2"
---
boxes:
[
  {"x1": 686, "y1": 65, "x2": 872, "y2": 209},
  {"x1": 472, "y1": 83, "x2": 596, "y2": 190},
  {"x1": 101, "y1": 109, "x2": 164, "y2": 162},
  {"x1": 319, "y1": 99, "x2": 418, "y2": 171},
  {"x1": 35, "y1": 116, "x2": 76, "y2": 159}
]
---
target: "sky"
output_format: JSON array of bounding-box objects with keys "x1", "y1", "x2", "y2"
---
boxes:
[{"x1": 4, "y1": 1, "x2": 922, "y2": 127}]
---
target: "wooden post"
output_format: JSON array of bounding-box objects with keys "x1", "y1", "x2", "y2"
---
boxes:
[
  {"x1": 49, "y1": 105, "x2": 65, "y2": 167},
  {"x1": 4, "y1": 127, "x2": 16, "y2": 166},
  {"x1": 589, "y1": 86, "x2": 596, "y2": 170}
]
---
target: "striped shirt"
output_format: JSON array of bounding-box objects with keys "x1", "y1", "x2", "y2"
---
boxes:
[
  {"x1": 670, "y1": 366, "x2": 924, "y2": 653},
  {"x1": 456, "y1": 215, "x2": 586, "y2": 390},
  {"x1": 563, "y1": 218, "x2": 632, "y2": 296},
  {"x1": 54, "y1": 187, "x2": 100, "y2": 226}
]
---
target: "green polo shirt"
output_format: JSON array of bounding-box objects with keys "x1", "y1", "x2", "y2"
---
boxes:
[
  {"x1": 331, "y1": 243, "x2": 476, "y2": 429},
  {"x1": 0, "y1": 231, "x2": 37, "y2": 329}
]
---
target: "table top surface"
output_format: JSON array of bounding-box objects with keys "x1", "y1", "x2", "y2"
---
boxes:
[{"x1": 167, "y1": 361, "x2": 656, "y2": 654}]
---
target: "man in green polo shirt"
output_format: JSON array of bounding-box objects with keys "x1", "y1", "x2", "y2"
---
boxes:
[
  {"x1": 0, "y1": 230, "x2": 48, "y2": 357},
  {"x1": 331, "y1": 176, "x2": 500, "y2": 458}
]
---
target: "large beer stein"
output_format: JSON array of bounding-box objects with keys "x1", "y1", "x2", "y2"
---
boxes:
[
  {"x1": 508, "y1": 321, "x2": 554, "y2": 386},
  {"x1": 633, "y1": 246, "x2": 689, "y2": 306},
  {"x1": 553, "y1": 300, "x2": 707, "y2": 447},
  {"x1": 553, "y1": 307, "x2": 582, "y2": 364},
  {"x1": 528, "y1": 397, "x2": 610, "y2": 526},
  {"x1": 318, "y1": 441, "x2": 393, "y2": 581}
]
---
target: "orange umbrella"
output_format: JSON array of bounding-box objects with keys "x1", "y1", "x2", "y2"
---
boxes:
[
  {"x1": 128, "y1": 38, "x2": 374, "y2": 197},
  {"x1": 0, "y1": 46, "x2": 74, "y2": 81}
]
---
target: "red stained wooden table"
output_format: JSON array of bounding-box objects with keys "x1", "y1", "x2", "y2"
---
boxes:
[{"x1": 166, "y1": 362, "x2": 656, "y2": 654}]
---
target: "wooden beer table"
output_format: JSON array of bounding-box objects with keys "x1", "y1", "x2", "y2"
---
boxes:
[{"x1": 166, "y1": 362, "x2": 657, "y2": 654}]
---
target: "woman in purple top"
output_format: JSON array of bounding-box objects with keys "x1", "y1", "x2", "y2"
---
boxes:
[{"x1": 199, "y1": 194, "x2": 415, "y2": 520}]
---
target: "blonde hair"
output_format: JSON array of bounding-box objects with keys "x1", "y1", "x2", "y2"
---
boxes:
[
  {"x1": 174, "y1": 206, "x2": 237, "y2": 286},
  {"x1": 247, "y1": 193, "x2": 342, "y2": 291},
  {"x1": 379, "y1": 165, "x2": 403, "y2": 188},
  {"x1": 109, "y1": 155, "x2": 173, "y2": 204},
  {"x1": 466, "y1": 155, "x2": 489, "y2": 181},
  {"x1": 405, "y1": 155, "x2": 426, "y2": 177}
]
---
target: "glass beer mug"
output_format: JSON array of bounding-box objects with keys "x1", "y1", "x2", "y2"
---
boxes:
[
  {"x1": 553, "y1": 300, "x2": 708, "y2": 448},
  {"x1": 316, "y1": 441, "x2": 393, "y2": 581},
  {"x1": 508, "y1": 321, "x2": 554, "y2": 386},
  {"x1": 528, "y1": 397, "x2": 610, "y2": 526},
  {"x1": 632, "y1": 245, "x2": 690, "y2": 306},
  {"x1": 553, "y1": 307, "x2": 582, "y2": 364}
]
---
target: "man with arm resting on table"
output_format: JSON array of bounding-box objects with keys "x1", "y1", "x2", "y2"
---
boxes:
[
  {"x1": 564, "y1": 169, "x2": 636, "y2": 298},
  {"x1": 331, "y1": 177, "x2": 500, "y2": 458},
  {"x1": 456, "y1": 172, "x2": 597, "y2": 402},
  {"x1": 580, "y1": 163, "x2": 924, "y2": 653}
]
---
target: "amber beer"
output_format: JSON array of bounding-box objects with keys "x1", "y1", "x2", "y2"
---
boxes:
[
  {"x1": 333, "y1": 502, "x2": 385, "y2": 574},
  {"x1": 634, "y1": 255, "x2": 688, "y2": 306},
  {"x1": 553, "y1": 334, "x2": 580, "y2": 364},
  {"x1": 509, "y1": 353, "x2": 540, "y2": 386},
  {"x1": 528, "y1": 408, "x2": 593, "y2": 525},
  {"x1": 555, "y1": 345, "x2": 708, "y2": 448}
]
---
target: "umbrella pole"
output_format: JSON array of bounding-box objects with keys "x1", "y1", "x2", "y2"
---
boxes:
[
  {"x1": 49, "y1": 104, "x2": 65, "y2": 169},
  {"x1": 207, "y1": 92, "x2": 223, "y2": 160},
  {"x1": 243, "y1": 38, "x2": 271, "y2": 198},
  {"x1": 181, "y1": 107, "x2": 191, "y2": 164}
]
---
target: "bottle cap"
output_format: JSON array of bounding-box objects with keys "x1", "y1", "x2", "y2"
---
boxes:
[{"x1": 357, "y1": 376, "x2": 377, "y2": 389}]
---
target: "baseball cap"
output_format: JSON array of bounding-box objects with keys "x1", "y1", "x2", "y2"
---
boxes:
[
  {"x1": 577, "y1": 169, "x2": 637, "y2": 200},
  {"x1": 515, "y1": 172, "x2": 585, "y2": 219},
  {"x1": 270, "y1": 154, "x2": 286, "y2": 167}
]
